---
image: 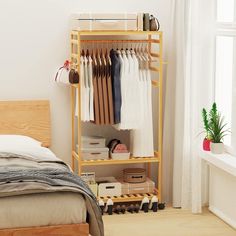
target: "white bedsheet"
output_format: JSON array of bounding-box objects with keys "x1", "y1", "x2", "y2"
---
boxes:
[
  {"x1": 0, "y1": 192, "x2": 86, "y2": 229},
  {"x1": 0, "y1": 138, "x2": 89, "y2": 230}
]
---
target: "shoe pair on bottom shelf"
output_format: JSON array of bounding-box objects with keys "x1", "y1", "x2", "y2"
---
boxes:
[
  {"x1": 140, "y1": 196, "x2": 166, "y2": 212},
  {"x1": 99, "y1": 196, "x2": 165, "y2": 215}
]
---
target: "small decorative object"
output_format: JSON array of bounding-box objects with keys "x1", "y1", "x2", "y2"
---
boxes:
[
  {"x1": 149, "y1": 15, "x2": 160, "y2": 31},
  {"x1": 201, "y1": 108, "x2": 212, "y2": 151},
  {"x1": 209, "y1": 103, "x2": 229, "y2": 154},
  {"x1": 202, "y1": 103, "x2": 230, "y2": 154},
  {"x1": 143, "y1": 13, "x2": 150, "y2": 31}
]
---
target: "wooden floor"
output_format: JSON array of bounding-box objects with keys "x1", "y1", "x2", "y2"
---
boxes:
[{"x1": 103, "y1": 207, "x2": 236, "y2": 236}]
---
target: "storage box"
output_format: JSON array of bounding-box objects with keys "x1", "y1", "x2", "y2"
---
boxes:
[
  {"x1": 123, "y1": 168, "x2": 146, "y2": 183},
  {"x1": 81, "y1": 147, "x2": 109, "y2": 160},
  {"x1": 111, "y1": 152, "x2": 130, "y2": 160},
  {"x1": 81, "y1": 172, "x2": 98, "y2": 196},
  {"x1": 118, "y1": 178, "x2": 155, "y2": 195},
  {"x1": 71, "y1": 13, "x2": 138, "y2": 31},
  {"x1": 82, "y1": 136, "x2": 106, "y2": 148},
  {"x1": 81, "y1": 172, "x2": 96, "y2": 183},
  {"x1": 96, "y1": 177, "x2": 121, "y2": 197}
]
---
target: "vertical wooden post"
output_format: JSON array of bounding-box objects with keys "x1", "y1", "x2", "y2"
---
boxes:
[
  {"x1": 70, "y1": 32, "x2": 75, "y2": 171},
  {"x1": 77, "y1": 32, "x2": 82, "y2": 176},
  {"x1": 147, "y1": 34, "x2": 152, "y2": 179},
  {"x1": 158, "y1": 32, "x2": 163, "y2": 202}
]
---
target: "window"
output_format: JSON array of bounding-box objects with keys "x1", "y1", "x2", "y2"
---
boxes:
[
  {"x1": 215, "y1": 0, "x2": 236, "y2": 153},
  {"x1": 217, "y1": 0, "x2": 234, "y2": 22}
]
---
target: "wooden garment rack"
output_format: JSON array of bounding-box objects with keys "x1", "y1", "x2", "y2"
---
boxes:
[{"x1": 70, "y1": 30, "x2": 163, "y2": 203}]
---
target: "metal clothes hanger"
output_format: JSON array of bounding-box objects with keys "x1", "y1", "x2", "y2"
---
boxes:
[
  {"x1": 102, "y1": 43, "x2": 106, "y2": 66},
  {"x1": 107, "y1": 42, "x2": 112, "y2": 66},
  {"x1": 92, "y1": 41, "x2": 97, "y2": 66},
  {"x1": 144, "y1": 42, "x2": 152, "y2": 62},
  {"x1": 81, "y1": 48, "x2": 85, "y2": 56}
]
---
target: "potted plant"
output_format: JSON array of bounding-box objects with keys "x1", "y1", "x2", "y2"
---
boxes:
[
  {"x1": 208, "y1": 103, "x2": 229, "y2": 154},
  {"x1": 201, "y1": 108, "x2": 212, "y2": 151}
]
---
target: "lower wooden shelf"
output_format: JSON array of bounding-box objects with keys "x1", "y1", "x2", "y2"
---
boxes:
[
  {"x1": 72, "y1": 151, "x2": 159, "y2": 166},
  {"x1": 97, "y1": 189, "x2": 159, "y2": 203}
]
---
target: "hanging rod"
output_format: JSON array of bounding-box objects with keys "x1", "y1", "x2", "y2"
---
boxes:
[{"x1": 80, "y1": 39, "x2": 150, "y2": 43}]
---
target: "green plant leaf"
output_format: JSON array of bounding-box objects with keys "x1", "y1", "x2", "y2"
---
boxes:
[{"x1": 208, "y1": 103, "x2": 230, "y2": 143}]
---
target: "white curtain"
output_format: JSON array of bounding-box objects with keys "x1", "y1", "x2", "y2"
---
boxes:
[{"x1": 166, "y1": 0, "x2": 215, "y2": 212}]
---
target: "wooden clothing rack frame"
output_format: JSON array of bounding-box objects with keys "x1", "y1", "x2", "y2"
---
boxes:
[{"x1": 70, "y1": 30, "x2": 163, "y2": 203}]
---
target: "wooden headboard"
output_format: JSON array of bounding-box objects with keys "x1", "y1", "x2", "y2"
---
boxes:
[{"x1": 0, "y1": 100, "x2": 51, "y2": 147}]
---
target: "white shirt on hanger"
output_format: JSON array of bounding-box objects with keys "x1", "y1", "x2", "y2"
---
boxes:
[
  {"x1": 79, "y1": 56, "x2": 86, "y2": 121},
  {"x1": 130, "y1": 51, "x2": 154, "y2": 157},
  {"x1": 125, "y1": 50, "x2": 141, "y2": 130}
]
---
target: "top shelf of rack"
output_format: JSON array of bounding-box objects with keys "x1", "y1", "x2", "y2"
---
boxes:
[{"x1": 71, "y1": 30, "x2": 162, "y2": 36}]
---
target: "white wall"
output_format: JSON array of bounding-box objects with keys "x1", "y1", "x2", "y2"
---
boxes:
[{"x1": 0, "y1": 0, "x2": 172, "y2": 201}]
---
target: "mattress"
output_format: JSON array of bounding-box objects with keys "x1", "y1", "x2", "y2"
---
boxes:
[
  {"x1": 0, "y1": 192, "x2": 87, "y2": 229},
  {"x1": 0, "y1": 135, "x2": 104, "y2": 236}
]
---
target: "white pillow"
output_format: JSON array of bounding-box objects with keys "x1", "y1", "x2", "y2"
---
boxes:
[
  {"x1": 0, "y1": 135, "x2": 61, "y2": 162},
  {"x1": 0, "y1": 135, "x2": 42, "y2": 147}
]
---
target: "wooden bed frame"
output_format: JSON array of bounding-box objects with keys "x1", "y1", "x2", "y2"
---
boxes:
[{"x1": 0, "y1": 100, "x2": 89, "y2": 236}]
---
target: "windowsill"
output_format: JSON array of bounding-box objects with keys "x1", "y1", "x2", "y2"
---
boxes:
[{"x1": 200, "y1": 150, "x2": 236, "y2": 177}]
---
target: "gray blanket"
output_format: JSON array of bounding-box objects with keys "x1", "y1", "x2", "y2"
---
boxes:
[{"x1": 0, "y1": 152, "x2": 104, "y2": 236}]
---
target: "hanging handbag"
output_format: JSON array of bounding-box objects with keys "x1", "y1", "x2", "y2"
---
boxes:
[
  {"x1": 69, "y1": 69, "x2": 79, "y2": 84},
  {"x1": 150, "y1": 15, "x2": 160, "y2": 31},
  {"x1": 55, "y1": 60, "x2": 79, "y2": 84},
  {"x1": 55, "y1": 60, "x2": 70, "y2": 84}
]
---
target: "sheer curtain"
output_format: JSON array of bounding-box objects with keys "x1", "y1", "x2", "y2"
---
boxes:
[{"x1": 166, "y1": 0, "x2": 215, "y2": 212}]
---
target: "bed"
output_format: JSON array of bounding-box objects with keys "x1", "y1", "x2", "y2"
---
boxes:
[{"x1": 0, "y1": 100, "x2": 103, "y2": 236}]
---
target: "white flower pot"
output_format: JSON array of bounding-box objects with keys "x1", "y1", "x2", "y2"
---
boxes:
[{"x1": 210, "y1": 142, "x2": 224, "y2": 154}]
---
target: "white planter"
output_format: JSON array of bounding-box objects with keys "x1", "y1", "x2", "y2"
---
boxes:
[{"x1": 210, "y1": 142, "x2": 224, "y2": 154}]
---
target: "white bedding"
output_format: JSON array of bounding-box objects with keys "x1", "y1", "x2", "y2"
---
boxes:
[
  {"x1": 0, "y1": 192, "x2": 86, "y2": 229},
  {"x1": 0, "y1": 135, "x2": 62, "y2": 163},
  {"x1": 0, "y1": 135, "x2": 87, "y2": 229}
]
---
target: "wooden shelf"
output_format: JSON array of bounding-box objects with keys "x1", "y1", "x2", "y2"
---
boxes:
[
  {"x1": 71, "y1": 30, "x2": 161, "y2": 36},
  {"x1": 72, "y1": 151, "x2": 159, "y2": 166},
  {"x1": 97, "y1": 189, "x2": 159, "y2": 203}
]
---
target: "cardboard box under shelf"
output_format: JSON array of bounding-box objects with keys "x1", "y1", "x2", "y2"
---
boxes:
[{"x1": 118, "y1": 178, "x2": 155, "y2": 195}]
